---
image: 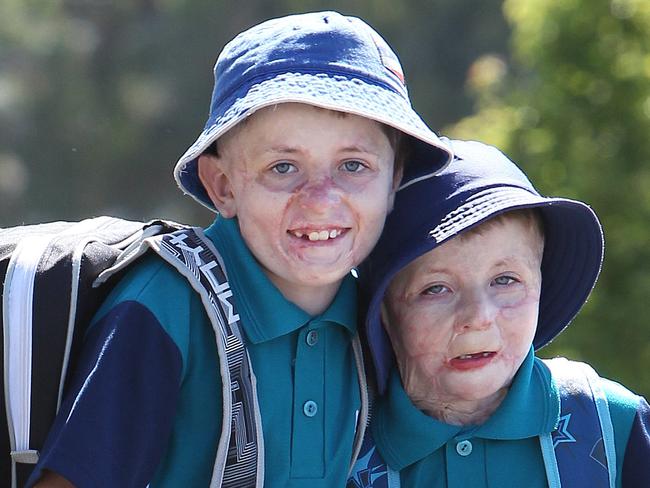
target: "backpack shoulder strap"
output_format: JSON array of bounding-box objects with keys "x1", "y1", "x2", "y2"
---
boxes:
[
  {"x1": 347, "y1": 374, "x2": 400, "y2": 488},
  {"x1": 540, "y1": 357, "x2": 616, "y2": 488},
  {"x1": 350, "y1": 334, "x2": 370, "y2": 474},
  {"x1": 146, "y1": 227, "x2": 264, "y2": 488},
  {"x1": 346, "y1": 421, "x2": 401, "y2": 488},
  {"x1": 2, "y1": 217, "x2": 181, "y2": 488}
]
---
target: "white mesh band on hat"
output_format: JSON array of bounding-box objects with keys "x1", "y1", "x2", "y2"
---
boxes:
[{"x1": 173, "y1": 11, "x2": 453, "y2": 211}]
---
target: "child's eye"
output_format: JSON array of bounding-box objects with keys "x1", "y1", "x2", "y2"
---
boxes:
[
  {"x1": 493, "y1": 275, "x2": 517, "y2": 286},
  {"x1": 340, "y1": 160, "x2": 366, "y2": 173},
  {"x1": 422, "y1": 284, "x2": 448, "y2": 295},
  {"x1": 271, "y1": 161, "x2": 297, "y2": 174}
]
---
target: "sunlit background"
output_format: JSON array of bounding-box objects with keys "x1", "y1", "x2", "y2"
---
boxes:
[{"x1": 2, "y1": 0, "x2": 649, "y2": 397}]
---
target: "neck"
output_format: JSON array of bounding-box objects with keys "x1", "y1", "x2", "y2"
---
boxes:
[
  {"x1": 407, "y1": 385, "x2": 508, "y2": 426},
  {"x1": 268, "y1": 275, "x2": 341, "y2": 316}
]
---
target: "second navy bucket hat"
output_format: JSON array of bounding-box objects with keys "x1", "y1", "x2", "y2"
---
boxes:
[
  {"x1": 174, "y1": 11, "x2": 453, "y2": 211},
  {"x1": 361, "y1": 138, "x2": 605, "y2": 393}
]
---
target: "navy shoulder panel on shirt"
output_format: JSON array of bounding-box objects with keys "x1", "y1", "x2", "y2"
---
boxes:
[
  {"x1": 94, "y1": 253, "x2": 199, "y2": 375},
  {"x1": 27, "y1": 299, "x2": 183, "y2": 488}
]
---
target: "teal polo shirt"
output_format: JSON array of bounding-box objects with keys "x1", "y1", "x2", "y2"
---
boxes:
[
  {"x1": 96, "y1": 216, "x2": 361, "y2": 487},
  {"x1": 207, "y1": 216, "x2": 361, "y2": 486},
  {"x1": 372, "y1": 348, "x2": 636, "y2": 487}
]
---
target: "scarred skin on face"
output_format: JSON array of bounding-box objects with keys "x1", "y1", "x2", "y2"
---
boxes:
[
  {"x1": 382, "y1": 216, "x2": 543, "y2": 426},
  {"x1": 198, "y1": 103, "x2": 397, "y2": 315}
]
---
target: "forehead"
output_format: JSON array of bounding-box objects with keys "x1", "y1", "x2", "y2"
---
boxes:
[
  {"x1": 389, "y1": 215, "x2": 544, "y2": 289},
  {"x1": 223, "y1": 102, "x2": 389, "y2": 145}
]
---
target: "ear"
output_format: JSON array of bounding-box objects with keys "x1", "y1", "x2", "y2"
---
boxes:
[
  {"x1": 198, "y1": 154, "x2": 237, "y2": 218},
  {"x1": 388, "y1": 162, "x2": 404, "y2": 211},
  {"x1": 392, "y1": 162, "x2": 404, "y2": 191}
]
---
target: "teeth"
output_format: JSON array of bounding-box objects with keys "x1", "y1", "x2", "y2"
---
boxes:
[
  {"x1": 295, "y1": 229, "x2": 343, "y2": 241},
  {"x1": 458, "y1": 352, "x2": 492, "y2": 360}
]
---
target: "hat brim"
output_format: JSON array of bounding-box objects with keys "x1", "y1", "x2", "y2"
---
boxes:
[{"x1": 174, "y1": 72, "x2": 453, "y2": 211}]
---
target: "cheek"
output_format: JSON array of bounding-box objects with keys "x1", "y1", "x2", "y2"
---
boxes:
[
  {"x1": 387, "y1": 307, "x2": 449, "y2": 360},
  {"x1": 346, "y1": 172, "x2": 395, "y2": 211},
  {"x1": 499, "y1": 299, "x2": 539, "y2": 355}
]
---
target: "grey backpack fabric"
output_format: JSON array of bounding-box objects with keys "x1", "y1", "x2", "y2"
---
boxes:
[{"x1": 1, "y1": 217, "x2": 265, "y2": 487}]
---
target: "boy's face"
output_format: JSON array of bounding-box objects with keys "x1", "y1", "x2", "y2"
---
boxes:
[
  {"x1": 382, "y1": 216, "x2": 542, "y2": 412},
  {"x1": 199, "y1": 103, "x2": 397, "y2": 312}
]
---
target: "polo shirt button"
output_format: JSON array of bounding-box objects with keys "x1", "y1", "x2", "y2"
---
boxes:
[
  {"x1": 306, "y1": 330, "x2": 319, "y2": 346},
  {"x1": 456, "y1": 440, "x2": 473, "y2": 456},
  {"x1": 303, "y1": 400, "x2": 318, "y2": 417}
]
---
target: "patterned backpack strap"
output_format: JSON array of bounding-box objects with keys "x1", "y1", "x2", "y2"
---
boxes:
[
  {"x1": 347, "y1": 381, "x2": 400, "y2": 488},
  {"x1": 148, "y1": 227, "x2": 264, "y2": 488},
  {"x1": 540, "y1": 358, "x2": 615, "y2": 488},
  {"x1": 347, "y1": 425, "x2": 402, "y2": 488}
]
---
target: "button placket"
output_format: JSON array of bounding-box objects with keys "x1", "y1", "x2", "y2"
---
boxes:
[{"x1": 290, "y1": 322, "x2": 325, "y2": 477}]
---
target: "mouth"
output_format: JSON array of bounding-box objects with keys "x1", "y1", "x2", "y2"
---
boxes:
[
  {"x1": 455, "y1": 352, "x2": 496, "y2": 360},
  {"x1": 288, "y1": 228, "x2": 347, "y2": 242},
  {"x1": 448, "y1": 351, "x2": 497, "y2": 371}
]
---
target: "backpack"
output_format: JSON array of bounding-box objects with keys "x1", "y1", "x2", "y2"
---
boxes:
[
  {"x1": 2, "y1": 216, "x2": 369, "y2": 488},
  {"x1": 1, "y1": 217, "x2": 266, "y2": 487},
  {"x1": 348, "y1": 358, "x2": 616, "y2": 488}
]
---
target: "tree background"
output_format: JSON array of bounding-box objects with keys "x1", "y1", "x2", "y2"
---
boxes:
[{"x1": 1, "y1": 0, "x2": 648, "y2": 397}]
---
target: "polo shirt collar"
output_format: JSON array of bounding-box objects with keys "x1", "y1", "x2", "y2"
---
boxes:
[
  {"x1": 474, "y1": 347, "x2": 559, "y2": 439},
  {"x1": 204, "y1": 217, "x2": 357, "y2": 344},
  {"x1": 373, "y1": 347, "x2": 560, "y2": 470},
  {"x1": 373, "y1": 370, "x2": 462, "y2": 470}
]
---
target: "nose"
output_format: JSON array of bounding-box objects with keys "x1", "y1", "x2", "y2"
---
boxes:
[
  {"x1": 296, "y1": 177, "x2": 343, "y2": 211},
  {"x1": 455, "y1": 291, "x2": 494, "y2": 332}
]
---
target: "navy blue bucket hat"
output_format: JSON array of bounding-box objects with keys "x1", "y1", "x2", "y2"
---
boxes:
[
  {"x1": 174, "y1": 11, "x2": 453, "y2": 210},
  {"x1": 361, "y1": 138, "x2": 604, "y2": 393}
]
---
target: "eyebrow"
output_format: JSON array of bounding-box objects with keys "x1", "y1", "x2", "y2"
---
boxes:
[
  {"x1": 266, "y1": 145, "x2": 300, "y2": 155},
  {"x1": 265, "y1": 144, "x2": 382, "y2": 157},
  {"x1": 417, "y1": 265, "x2": 453, "y2": 277}
]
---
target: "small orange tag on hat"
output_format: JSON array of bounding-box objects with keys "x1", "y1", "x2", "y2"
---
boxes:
[{"x1": 370, "y1": 32, "x2": 406, "y2": 86}]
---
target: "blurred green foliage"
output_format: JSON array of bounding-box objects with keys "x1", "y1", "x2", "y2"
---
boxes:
[
  {"x1": 0, "y1": 0, "x2": 506, "y2": 225},
  {"x1": 1, "y1": 1, "x2": 647, "y2": 397},
  {"x1": 449, "y1": 0, "x2": 650, "y2": 397}
]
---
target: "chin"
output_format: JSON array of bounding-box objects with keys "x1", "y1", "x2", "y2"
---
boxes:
[{"x1": 449, "y1": 376, "x2": 508, "y2": 401}]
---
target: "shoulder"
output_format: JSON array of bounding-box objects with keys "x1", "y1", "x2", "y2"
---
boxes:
[
  {"x1": 94, "y1": 252, "x2": 207, "y2": 369},
  {"x1": 543, "y1": 358, "x2": 650, "y2": 483},
  {"x1": 599, "y1": 376, "x2": 645, "y2": 413},
  {"x1": 97, "y1": 253, "x2": 194, "y2": 314},
  {"x1": 542, "y1": 357, "x2": 643, "y2": 423}
]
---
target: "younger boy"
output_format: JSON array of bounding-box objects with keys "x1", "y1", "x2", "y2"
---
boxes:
[
  {"x1": 27, "y1": 11, "x2": 453, "y2": 488},
  {"x1": 353, "y1": 139, "x2": 650, "y2": 487}
]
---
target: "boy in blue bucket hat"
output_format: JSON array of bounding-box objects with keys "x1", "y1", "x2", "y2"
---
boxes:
[
  {"x1": 27, "y1": 11, "x2": 453, "y2": 488},
  {"x1": 350, "y1": 139, "x2": 650, "y2": 487}
]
